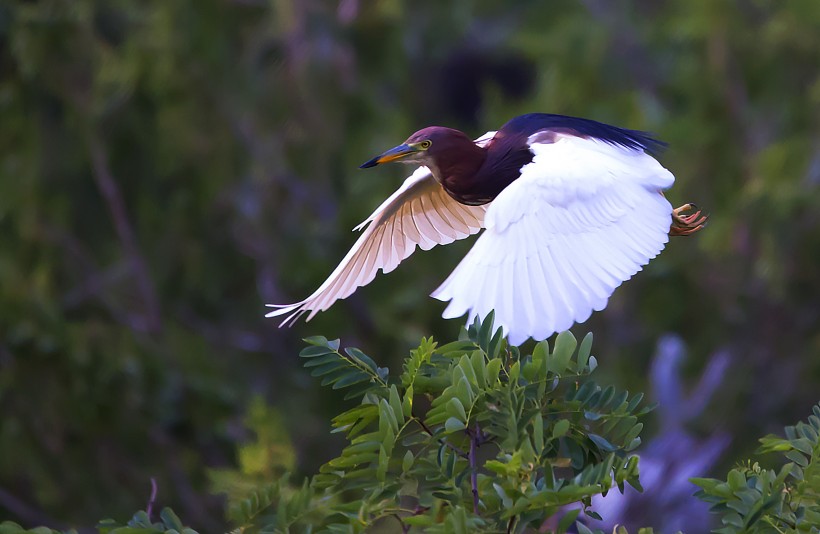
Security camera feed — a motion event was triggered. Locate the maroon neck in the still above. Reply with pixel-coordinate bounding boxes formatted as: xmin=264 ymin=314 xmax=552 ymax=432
xmin=432 ymin=137 xmax=487 ymax=206
xmin=436 ymin=131 xmax=532 ymax=206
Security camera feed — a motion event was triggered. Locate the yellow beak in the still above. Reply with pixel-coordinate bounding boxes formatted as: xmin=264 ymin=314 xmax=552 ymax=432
xmin=360 ymin=144 xmax=419 ymax=168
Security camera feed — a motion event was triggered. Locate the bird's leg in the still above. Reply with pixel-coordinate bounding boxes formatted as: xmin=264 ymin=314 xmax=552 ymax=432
xmin=670 ymin=203 xmax=708 ymax=236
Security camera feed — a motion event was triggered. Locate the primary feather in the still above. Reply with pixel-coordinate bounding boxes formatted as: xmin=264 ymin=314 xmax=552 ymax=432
xmin=265 ymin=132 xmax=495 ymax=325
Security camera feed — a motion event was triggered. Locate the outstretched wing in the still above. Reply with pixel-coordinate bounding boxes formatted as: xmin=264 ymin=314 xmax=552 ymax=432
xmin=267 ymin=166 xmax=488 ymax=325
xmin=432 ymin=133 xmax=675 ymax=345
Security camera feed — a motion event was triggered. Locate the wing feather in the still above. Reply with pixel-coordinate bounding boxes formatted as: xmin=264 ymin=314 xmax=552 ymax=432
xmin=433 ymin=135 xmax=674 ymax=344
xmin=266 ymin=165 xmax=487 ymax=325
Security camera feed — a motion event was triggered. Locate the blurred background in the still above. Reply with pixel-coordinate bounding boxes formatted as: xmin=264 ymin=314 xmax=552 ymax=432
xmin=1 ymin=0 xmax=819 ymax=531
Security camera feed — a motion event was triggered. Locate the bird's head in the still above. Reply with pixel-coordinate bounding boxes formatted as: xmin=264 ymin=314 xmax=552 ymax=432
xmin=359 ymin=126 xmax=470 ymax=169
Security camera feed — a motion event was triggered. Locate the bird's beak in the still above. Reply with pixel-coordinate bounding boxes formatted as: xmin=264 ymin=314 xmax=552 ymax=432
xmin=360 ymin=144 xmax=418 ymax=168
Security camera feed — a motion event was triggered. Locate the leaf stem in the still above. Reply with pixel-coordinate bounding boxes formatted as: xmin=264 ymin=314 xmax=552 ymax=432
xmin=416 ymin=416 xmax=468 ymax=458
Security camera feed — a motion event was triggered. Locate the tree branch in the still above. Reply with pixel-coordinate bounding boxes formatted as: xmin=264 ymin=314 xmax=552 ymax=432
xmin=42 ymin=222 xmax=136 ymax=327
xmin=0 ymin=485 xmax=63 ymax=530
xmin=470 ymin=422 xmax=480 ymax=515
xmin=415 ymin=417 xmax=468 ymax=458
xmin=88 ymin=132 xmax=162 ymax=334
xmin=146 ymin=477 xmax=158 ymax=519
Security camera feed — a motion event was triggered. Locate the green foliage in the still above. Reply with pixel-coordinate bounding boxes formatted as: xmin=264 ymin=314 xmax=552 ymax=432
xmin=96 ymin=508 xmax=199 ymax=534
xmin=692 ymin=403 xmax=820 ymax=533
xmin=209 ymin=395 xmax=299 ymax=510
xmin=0 ymin=508 xmax=197 ymax=534
xmin=0 ymin=522 xmax=66 ymax=534
xmin=219 ymin=313 xmax=652 ymax=533
xmin=301 ymin=336 xmax=390 ymax=400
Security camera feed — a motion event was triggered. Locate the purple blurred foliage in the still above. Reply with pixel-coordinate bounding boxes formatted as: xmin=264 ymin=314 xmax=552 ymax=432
xmin=588 ymin=335 xmax=732 ymax=532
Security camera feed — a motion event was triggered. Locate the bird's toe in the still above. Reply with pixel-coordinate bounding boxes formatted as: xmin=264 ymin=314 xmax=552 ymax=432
xmin=670 ymin=203 xmax=709 ymax=237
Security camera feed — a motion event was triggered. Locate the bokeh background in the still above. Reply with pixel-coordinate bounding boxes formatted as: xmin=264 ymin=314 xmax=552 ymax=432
xmin=1 ymin=0 xmax=819 ymax=531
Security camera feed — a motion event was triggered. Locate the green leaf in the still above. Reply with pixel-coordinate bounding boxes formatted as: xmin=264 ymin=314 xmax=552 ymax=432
xmin=553 ymin=419 xmax=570 ymax=439
xmin=344 ymin=347 xmax=379 ymax=373
xmin=436 ymin=340 xmax=479 ymax=355
xmin=722 ymin=511 xmax=744 ymax=527
xmin=470 ymin=350 xmax=486 ymax=388
xmin=727 ymin=469 xmax=747 ymax=490
xmin=444 ymin=417 xmax=467 ymax=433
xmin=402 ymin=385 xmax=413 ymax=419
xmin=402 ymin=450 xmax=414 ymax=472
xmin=160 ymin=508 xmax=184 ymax=530
xmin=508 ymin=495 xmax=532 ymax=516
xmin=550 ymin=331 xmax=577 ymax=373
xmin=332 ymin=372 xmax=370 ymax=389
xmin=584 ymin=510 xmax=602 ymax=520
xmin=532 ymin=414 xmax=544 ymax=454
xmin=785 ymin=450 xmax=809 ymax=467
xmin=510 ymin=361 xmax=521 ymax=382
xmin=455 ymin=375 xmax=474 ymax=406
xmin=446 ymin=398 xmax=468 ymax=422
xmin=486 ymin=358 xmax=503 ymax=382
xmin=572 ymin=381 xmax=597 ymax=403
xmin=597 ymin=385 xmax=615 ymax=409
xmin=488 ymin=326 xmax=505 ymax=359
xmin=303 ymin=335 xmax=331 ymax=347
xmin=302 ymin=353 xmax=343 ymax=367
xmin=557 ymin=509 xmax=581 ymax=533
xmin=458 ymin=354 xmax=480 ymax=387
xmin=493 ymin=483 xmax=513 ymax=509
xmin=478 ymin=310 xmax=496 ymax=351
xmin=300 ymin=344 xmax=336 ymax=358
xmin=532 ymin=340 xmax=549 ymax=368
xmin=588 ymin=433 xmax=618 ymax=453
xmin=577 ymin=333 xmax=593 ymax=371
xmin=379 ymin=399 xmax=400 ymax=434
xmin=626 ymin=392 xmax=644 ymax=413
xmin=388 ymin=385 xmax=405 ymax=425
xmin=790 ymin=436 xmax=813 ymax=454
xmin=376 ymin=445 xmax=389 ymax=481
xmin=622 ymin=422 xmax=644 ymax=446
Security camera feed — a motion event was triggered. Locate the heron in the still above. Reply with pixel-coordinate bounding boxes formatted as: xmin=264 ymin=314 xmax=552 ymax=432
xmin=267 ymin=113 xmax=706 ymax=345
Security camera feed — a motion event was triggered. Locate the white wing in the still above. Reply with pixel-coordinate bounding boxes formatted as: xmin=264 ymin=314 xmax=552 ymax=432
xmin=266 ymin=152 xmax=492 ymax=325
xmin=432 ymin=134 xmax=674 ymax=345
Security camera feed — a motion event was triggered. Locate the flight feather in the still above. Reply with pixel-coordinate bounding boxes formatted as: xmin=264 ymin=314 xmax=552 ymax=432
xmin=431 ymin=134 xmax=674 ymax=344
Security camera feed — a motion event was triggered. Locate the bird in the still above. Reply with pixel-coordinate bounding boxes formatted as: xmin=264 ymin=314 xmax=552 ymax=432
xmin=266 ymin=113 xmax=706 ymax=345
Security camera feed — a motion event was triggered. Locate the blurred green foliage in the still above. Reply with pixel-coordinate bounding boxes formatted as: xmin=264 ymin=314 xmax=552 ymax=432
xmin=1 ymin=0 xmax=819 ymax=530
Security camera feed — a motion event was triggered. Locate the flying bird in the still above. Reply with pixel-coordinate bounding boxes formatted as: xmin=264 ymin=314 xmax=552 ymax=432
xmin=267 ymin=113 xmax=706 ymax=344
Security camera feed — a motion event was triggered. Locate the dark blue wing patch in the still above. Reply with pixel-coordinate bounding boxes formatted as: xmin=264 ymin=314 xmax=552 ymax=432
xmin=500 ymin=113 xmax=666 ymax=154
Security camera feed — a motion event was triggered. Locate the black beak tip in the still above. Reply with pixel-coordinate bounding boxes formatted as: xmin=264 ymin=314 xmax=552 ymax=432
xmin=359 ymin=158 xmax=379 ymax=169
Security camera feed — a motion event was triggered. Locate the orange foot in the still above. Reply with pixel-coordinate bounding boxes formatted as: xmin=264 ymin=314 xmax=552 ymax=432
xmin=670 ymin=203 xmax=708 ymax=236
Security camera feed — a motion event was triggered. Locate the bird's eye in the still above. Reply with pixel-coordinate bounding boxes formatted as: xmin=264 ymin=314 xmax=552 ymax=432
xmin=419 ymin=140 xmax=432 ymax=149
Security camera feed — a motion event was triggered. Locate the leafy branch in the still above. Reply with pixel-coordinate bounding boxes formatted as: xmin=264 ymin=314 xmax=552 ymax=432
xmin=251 ymin=313 xmax=652 ymax=532
xmin=692 ymin=402 xmax=820 ymax=533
